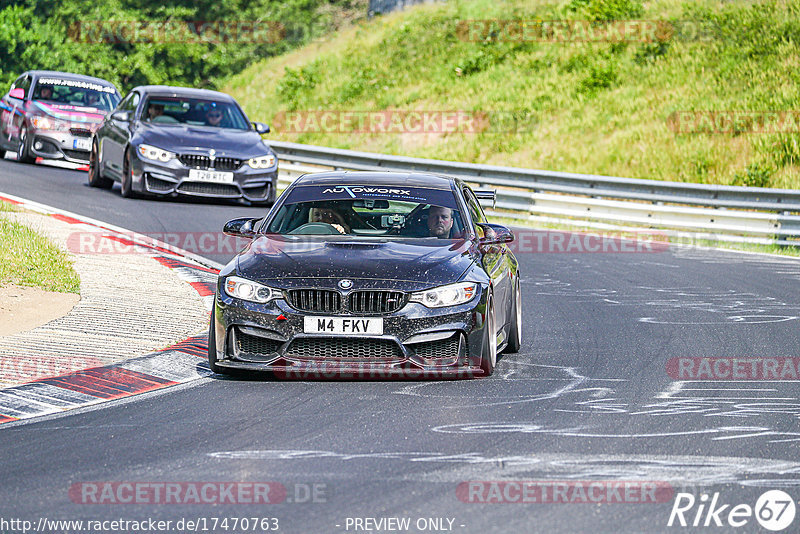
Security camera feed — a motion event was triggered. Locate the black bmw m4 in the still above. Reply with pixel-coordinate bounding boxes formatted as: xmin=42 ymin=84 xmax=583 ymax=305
xmin=209 ymin=171 xmax=522 ymax=378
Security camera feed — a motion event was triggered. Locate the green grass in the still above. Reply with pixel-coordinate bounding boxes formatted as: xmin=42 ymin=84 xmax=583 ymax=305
xmin=0 ymin=202 xmax=80 ymax=293
xmin=226 ymin=0 xmax=800 ymax=189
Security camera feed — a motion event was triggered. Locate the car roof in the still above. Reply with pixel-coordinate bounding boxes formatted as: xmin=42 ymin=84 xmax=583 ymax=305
xmin=292 ymin=171 xmax=456 ymax=190
xmin=132 ymin=85 xmax=236 ymax=101
xmin=27 ymin=71 xmax=117 ymax=88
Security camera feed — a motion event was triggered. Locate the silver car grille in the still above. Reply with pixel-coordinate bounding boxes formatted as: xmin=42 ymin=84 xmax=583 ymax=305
xmin=286 ymin=289 xmax=405 ymax=314
xmin=178 ymin=154 xmax=242 ymax=171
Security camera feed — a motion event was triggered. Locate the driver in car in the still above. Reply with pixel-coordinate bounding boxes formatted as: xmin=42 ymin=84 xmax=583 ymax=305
xmin=309 ymin=205 xmax=350 ymax=234
xmin=146 ymin=103 xmax=165 ymax=121
xmin=37 ymin=86 xmax=53 ymax=100
xmin=427 ymin=205 xmax=454 ymax=238
xmin=205 ymin=105 xmax=224 ymax=127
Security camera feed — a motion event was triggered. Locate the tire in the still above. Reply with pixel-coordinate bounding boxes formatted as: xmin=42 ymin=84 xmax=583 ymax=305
xmin=207 ymin=308 xmax=229 ymax=375
xmin=16 ymin=125 xmax=34 ymax=163
xmin=87 ymin=139 xmax=113 ymax=189
xmin=503 ymin=277 xmax=522 ymax=353
xmin=120 ymin=148 xmax=137 ymax=198
xmin=480 ymin=294 xmax=497 ymax=376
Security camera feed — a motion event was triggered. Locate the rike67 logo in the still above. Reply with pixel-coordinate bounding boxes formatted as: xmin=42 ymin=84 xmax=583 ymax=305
xmin=668 ymin=490 xmax=797 ymax=531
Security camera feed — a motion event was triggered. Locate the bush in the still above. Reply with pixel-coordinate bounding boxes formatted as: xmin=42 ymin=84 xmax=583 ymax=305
xmin=568 ymin=0 xmax=644 ymax=21
xmin=276 ymin=64 xmax=320 ymax=109
xmin=577 ymin=59 xmax=617 ymax=95
xmin=732 ymin=163 xmax=773 ymax=188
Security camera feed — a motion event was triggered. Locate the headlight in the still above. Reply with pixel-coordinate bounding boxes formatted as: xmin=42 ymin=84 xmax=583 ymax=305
xmin=224 ymin=276 xmax=281 ymax=303
xmin=409 ymin=282 xmax=477 ymax=308
xmin=247 ymin=154 xmax=276 ymax=169
xmin=137 ymin=144 xmax=175 ymax=163
xmin=31 ymin=116 xmax=70 ymax=131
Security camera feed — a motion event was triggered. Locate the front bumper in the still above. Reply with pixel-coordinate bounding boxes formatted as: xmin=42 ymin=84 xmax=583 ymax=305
xmin=29 ymin=130 xmax=93 ymax=164
xmin=131 ymin=153 xmax=277 ymax=203
xmin=212 ymin=284 xmax=491 ymax=379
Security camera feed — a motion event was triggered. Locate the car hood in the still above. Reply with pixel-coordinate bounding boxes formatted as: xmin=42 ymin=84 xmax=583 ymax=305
xmin=32 ymin=101 xmax=106 ymax=125
xmin=136 ymin=124 xmax=268 ymax=158
xmin=235 ymin=235 xmax=476 ymax=288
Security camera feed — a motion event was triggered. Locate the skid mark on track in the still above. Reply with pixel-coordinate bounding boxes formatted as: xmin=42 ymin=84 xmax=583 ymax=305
xmin=397 ymin=359 xmax=800 ymax=444
xmin=431 ymin=422 xmax=800 ymax=443
xmin=394 ymin=361 xmax=624 ymax=409
xmin=526 ymin=276 xmax=800 ymax=324
xmin=207 ymin=449 xmax=800 ymax=487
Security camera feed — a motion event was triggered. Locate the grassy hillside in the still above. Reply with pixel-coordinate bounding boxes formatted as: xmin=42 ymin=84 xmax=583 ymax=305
xmin=226 ymin=0 xmax=800 ymax=188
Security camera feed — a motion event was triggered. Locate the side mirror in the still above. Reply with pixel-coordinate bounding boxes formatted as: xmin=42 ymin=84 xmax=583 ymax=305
xmin=111 ymin=110 xmax=130 ymax=122
xmin=223 ymin=217 xmax=260 ymax=238
xmin=9 ymin=88 xmax=25 ymax=99
xmin=476 ymin=223 xmax=514 ymax=254
xmin=253 ymin=122 xmax=270 ymax=134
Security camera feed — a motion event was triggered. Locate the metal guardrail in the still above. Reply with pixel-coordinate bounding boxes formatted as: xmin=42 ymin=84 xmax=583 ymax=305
xmin=270 ymin=140 xmax=800 ymax=246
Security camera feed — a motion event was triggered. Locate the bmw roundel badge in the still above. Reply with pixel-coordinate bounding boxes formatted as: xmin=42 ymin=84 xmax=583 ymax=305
xmin=338 ymin=279 xmax=353 ymax=290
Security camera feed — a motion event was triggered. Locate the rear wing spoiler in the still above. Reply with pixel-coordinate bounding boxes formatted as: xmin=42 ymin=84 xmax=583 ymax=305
xmin=474 ymin=189 xmax=496 ymax=209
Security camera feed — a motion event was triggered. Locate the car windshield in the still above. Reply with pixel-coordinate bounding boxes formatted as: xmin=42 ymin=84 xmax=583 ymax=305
xmin=266 ymin=184 xmax=467 ymax=239
xmin=142 ymin=97 xmax=250 ymax=130
xmin=33 ymin=78 xmax=119 ymax=112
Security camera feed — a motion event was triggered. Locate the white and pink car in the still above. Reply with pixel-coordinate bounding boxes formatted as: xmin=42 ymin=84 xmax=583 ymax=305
xmin=0 ymin=70 xmax=120 ymax=165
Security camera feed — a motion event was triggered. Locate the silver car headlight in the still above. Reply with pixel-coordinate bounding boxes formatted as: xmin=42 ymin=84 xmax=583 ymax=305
xmin=224 ymin=276 xmax=281 ymax=303
xmin=247 ymin=154 xmax=276 ymax=169
xmin=31 ymin=116 xmax=71 ymax=132
xmin=137 ymin=144 xmax=175 ymax=163
xmin=409 ymin=282 xmax=477 ymax=308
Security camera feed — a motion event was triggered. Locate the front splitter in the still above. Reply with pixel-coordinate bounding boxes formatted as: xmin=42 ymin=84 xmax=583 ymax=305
xmin=215 ymin=359 xmax=485 ymax=380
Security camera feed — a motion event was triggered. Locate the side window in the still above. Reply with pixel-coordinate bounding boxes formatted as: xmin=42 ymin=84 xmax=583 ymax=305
xmin=124 ymin=92 xmax=140 ymax=112
xmin=115 ymin=92 xmax=140 ymax=117
xmin=10 ymin=75 xmax=30 ymax=98
xmin=463 ymin=187 xmax=487 ymax=225
xmin=116 ymin=93 xmax=132 ymax=112
xmin=116 ymin=92 xmax=139 ymax=111
xmin=17 ymin=76 xmax=31 ymax=93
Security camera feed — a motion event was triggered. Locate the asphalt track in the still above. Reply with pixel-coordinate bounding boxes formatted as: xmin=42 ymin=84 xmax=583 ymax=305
xmin=1 ymin=157 xmax=800 ymax=533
